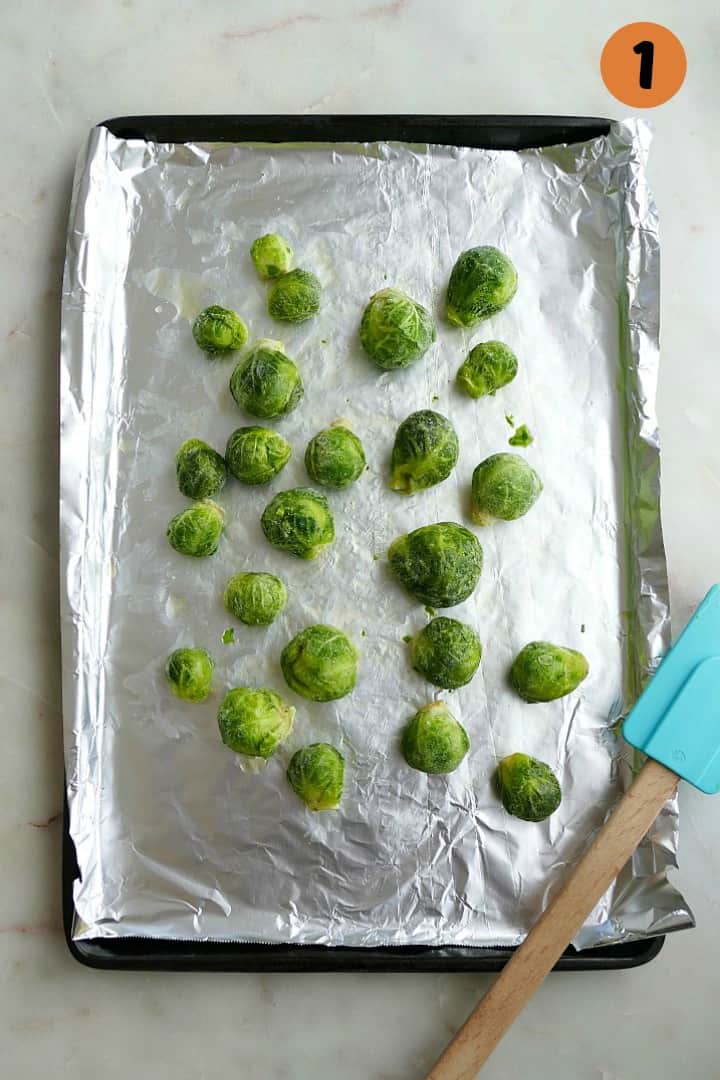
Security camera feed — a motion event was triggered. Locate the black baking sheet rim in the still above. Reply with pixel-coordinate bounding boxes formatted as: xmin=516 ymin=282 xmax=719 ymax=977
xmin=64 ymin=113 xmax=664 ymax=972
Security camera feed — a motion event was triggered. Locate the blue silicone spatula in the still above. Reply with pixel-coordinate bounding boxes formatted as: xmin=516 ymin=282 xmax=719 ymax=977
xmin=427 ymin=585 xmax=720 ymax=1080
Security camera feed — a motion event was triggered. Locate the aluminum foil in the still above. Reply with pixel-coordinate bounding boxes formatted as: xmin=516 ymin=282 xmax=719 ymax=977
xmin=60 ymin=119 xmax=693 ymax=948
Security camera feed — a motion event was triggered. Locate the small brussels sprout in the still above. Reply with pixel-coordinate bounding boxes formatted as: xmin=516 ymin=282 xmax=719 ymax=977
xmin=250 ymin=233 xmax=293 ymax=280
xmin=175 ymin=438 xmax=227 ymax=500
xmin=287 ymin=743 xmax=345 ymax=811
xmin=470 ymin=453 xmax=542 ymax=526
xmin=218 ymin=687 xmax=295 ymax=758
xmin=223 ymin=572 xmax=287 ymax=626
xmin=165 ymin=647 xmax=214 ymax=702
xmin=192 ymin=305 xmax=248 ymax=355
xmin=261 ymin=487 xmax=335 ymax=560
xmin=305 ymin=424 xmax=366 ymax=490
xmin=267 ymin=269 xmax=322 ymax=323
xmin=229 ymin=339 xmax=304 ymax=419
xmin=510 ymin=641 xmax=589 ymax=703
xmin=446 ymin=247 xmax=518 ymax=328
xmin=359 ymin=287 xmax=436 ymax=371
xmin=401 ymin=701 xmax=469 ymax=775
xmin=457 ymin=341 xmax=518 ymax=398
xmin=410 ymin=616 xmax=482 ymax=689
xmin=166 ymin=499 xmax=224 ymax=557
xmin=388 ymin=522 xmax=483 ymax=608
xmin=225 ymin=426 xmax=291 ymax=486
xmin=281 ymin=624 xmax=359 ymax=702
xmin=390 ymin=410 xmax=459 ymax=495
xmin=495 ymin=753 xmax=562 ymax=822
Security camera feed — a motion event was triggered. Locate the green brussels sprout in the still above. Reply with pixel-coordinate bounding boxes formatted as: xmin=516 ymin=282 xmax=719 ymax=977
xmin=223 ymin=572 xmax=287 ymax=626
xmin=165 ymin=647 xmax=214 ymax=702
xmin=287 ymin=743 xmax=345 ymax=811
xmin=281 ymin=624 xmax=359 ymax=701
xmin=175 ymin=438 xmax=227 ymax=500
xmin=218 ymin=687 xmax=295 ymax=758
xmin=510 ymin=641 xmax=589 ymax=703
xmin=457 ymin=340 xmax=518 ymax=398
xmin=390 ymin=410 xmax=459 ymax=495
xmin=225 ymin=426 xmax=291 ymax=486
xmin=495 ymin=753 xmax=562 ymax=822
xmin=250 ymin=233 xmax=293 ymax=280
xmin=446 ymin=247 xmax=518 ymax=328
xmin=508 ymin=423 xmax=533 ymax=448
xmin=401 ymin=701 xmax=469 ymax=775
xmin=410 ymin=616 xmax=482 ymax=689
xmin=305 ymin=424 xmax=366 ymax=490
xmin=470 ymin=453 xmax=542 ymax=526
xmin=166 ymin=499 xmax=224 ymax=557
xmin=267 ymin=269 xmax=322 ymax=323
xmin=230 ymin=339 xmax=304 ymax=419
xmin=388 ymin=522 xmax=483 ymax=608
xmin=192 ymin=305 xmax=248 ymax=355
xmin=359 ymin=287 xmax=436 ymax=371
xmin=261 ymin=488 xmax=335 ymax=560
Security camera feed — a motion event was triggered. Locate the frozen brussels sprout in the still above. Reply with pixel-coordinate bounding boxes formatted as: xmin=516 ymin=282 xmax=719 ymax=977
xmin=192 ymin=305 xmax=248 ymax=355
xmin=223 ymin=572 xmax=287 ymax=626
xmin=267 ymin=269 xmax=322 ymax=323
xmin=250 ymin=233 xmax=293 ymax=280
xmin=495 ymin=753 xmax=562 ymax=822
xmin=446 ymin=247 xmax=518 ymax=328
xmin=175 ymin=438 xmax=227 ymax=500
xmin=287 ymin=743 xmax=345 ymax=811
xmin=410 ymin=616 xmax=482 ymax=689
xmin=281 ymin=624 xmax=359 ymax=702
xmin=165 ymin=647 xmax=214 ymax=702
xmin=390 ymin=410 xmax=459 ymax=495
xmin=359 ymin=288 xmax=436 ymax=371
xmin=510 ymin=641 xmax=589 ymax=703
xmin=225 ymin=426 xmax=291 ymax=486
xmin=305 ymin=424 xmax=366 ymax=490
xmin=230 ymin=339 xmax=304 ymax=419
xmin=166 ymin=500 xmax=224 ymax=557
xmin=261 ymin=487 xmax=335 ymax=560
xmin=457 ymin=340 xmax=518 ymax=398
xmin=401 ymin=701 xmax=469 ymax=775
xmin=218 ymin=687 xmax=295 ymax=758
xmin=388 ymin=522 xmax=483 ymax=608
xmin=470 ymin=453 xmax=542 ymax=526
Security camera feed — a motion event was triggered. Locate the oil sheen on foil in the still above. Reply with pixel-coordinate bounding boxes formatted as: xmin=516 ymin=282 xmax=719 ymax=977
xmin=60 ymin=120 xmax=693 ymax=947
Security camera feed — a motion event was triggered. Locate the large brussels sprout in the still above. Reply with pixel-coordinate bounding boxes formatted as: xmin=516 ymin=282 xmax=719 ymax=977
xmin=495 ymin=753 xmax=562 ymax=822
xmin=390 ymin=410 xmax=459 ymax=495
xmin=223 ymin=572 xmax=287 ymax=626
xmin=166 ymin=500 xmax=224 ymax=557
xmin=267 ymin=269 xmax=322 ymax=323
xmin=401 ymin=701 xmax=469 ymax=775
xmin=388 ymin=522 xmax=483 ymax=608
xmin=287 ymin=743 xmax=345 ymax=811
xmin=510 ymin=641 xmax=589 ymax=703
xmin=192 ymin=305 xmax=248 ymax=355
xmin=281 ymin=624 xmax=359 ymax=701
xmin=217 ymin=687 xmax=295 ymax=758
xmin=446 ymin=247 xmax=517 ymax=328
xmin=175 ymin=438 xmax=227 ymax=500
xmin=456 ymin=340 xmax=518 ymax=398
xmin=225 ymin=426 xmax=291 ymax=486
xmin=250 ymin=233 xmax=293 ymax=280
xmin=261 ymin=488 xmax=335 ymax=560
xmin=470 ymin=453 xmax=542 ymax=526
xmin=305 ymin=424 xmax=366 ymax=490
xmin=410 ymin=616 xmax=482 ymax=689
xmin=359 ymin=288 xmax=436 ymax=371
xmin=230 ymin=339 xmax=304 ymax=419
xmin=165 ymin=647 xmax=214 ymax=702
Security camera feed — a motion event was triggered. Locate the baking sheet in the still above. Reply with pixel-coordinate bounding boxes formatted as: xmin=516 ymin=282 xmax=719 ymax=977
xmin=60 ymin=119 xmax=693 ymax=948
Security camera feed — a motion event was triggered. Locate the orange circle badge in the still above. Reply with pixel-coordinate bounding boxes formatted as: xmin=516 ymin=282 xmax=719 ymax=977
xmin=601 ymin=23 xmax=686 ymax=107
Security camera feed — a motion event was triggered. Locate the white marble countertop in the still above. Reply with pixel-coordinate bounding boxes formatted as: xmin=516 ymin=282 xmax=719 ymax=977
xmin=2 ymin=2 xmax=718 ymax=1077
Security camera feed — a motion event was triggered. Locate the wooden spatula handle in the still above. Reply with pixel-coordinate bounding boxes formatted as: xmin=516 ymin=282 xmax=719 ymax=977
xmin=427 ymin=758 xmax=679 ymax=1080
